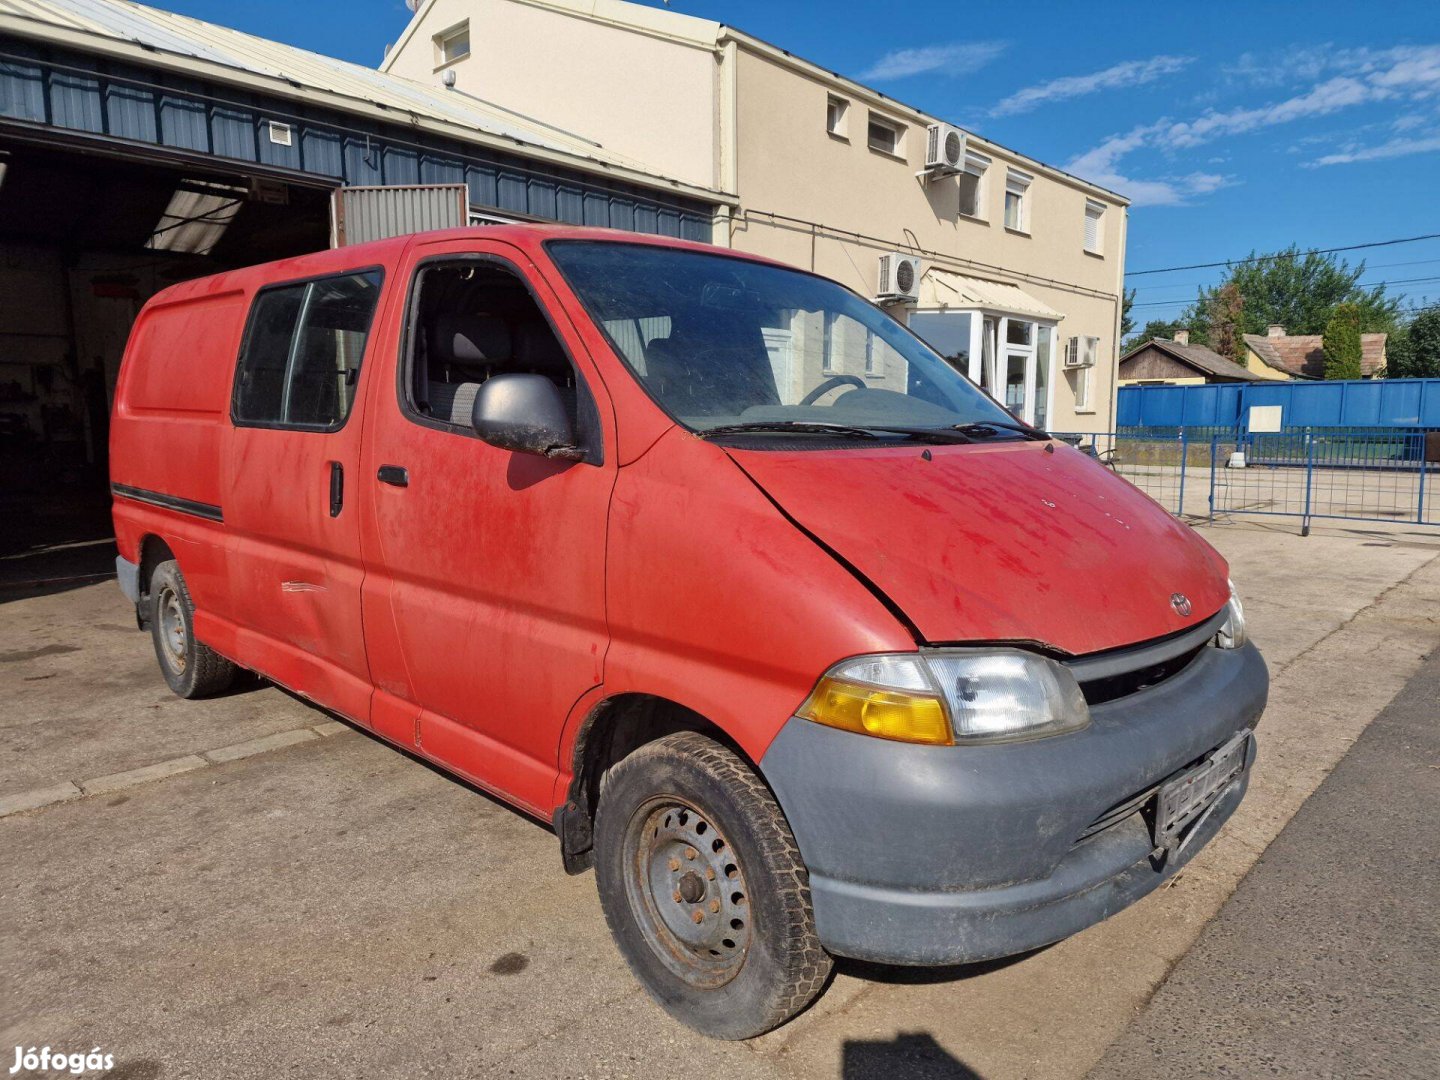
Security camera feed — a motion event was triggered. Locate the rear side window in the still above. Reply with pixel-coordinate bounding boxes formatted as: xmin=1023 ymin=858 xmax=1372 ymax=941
xmin=232 ymin=270 xmax=383 ymax=429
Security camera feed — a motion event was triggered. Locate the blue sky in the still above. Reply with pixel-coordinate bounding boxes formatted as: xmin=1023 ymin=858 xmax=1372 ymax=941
xmin=160 ymin=0 xmax=1440 ymax=321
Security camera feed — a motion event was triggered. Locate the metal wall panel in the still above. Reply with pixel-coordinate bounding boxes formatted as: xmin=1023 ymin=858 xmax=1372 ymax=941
xmin=333 ymin=184 xmax=468 ymax=246
xmin=1120 ymin=379 xmax=1440 ymax=430
xmin=0 ymin=40 xmax=718 ymax=242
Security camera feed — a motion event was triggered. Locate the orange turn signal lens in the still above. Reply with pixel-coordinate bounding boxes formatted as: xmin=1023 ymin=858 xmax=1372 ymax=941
xmin=798 ymin=677 xmax=953 ymax=746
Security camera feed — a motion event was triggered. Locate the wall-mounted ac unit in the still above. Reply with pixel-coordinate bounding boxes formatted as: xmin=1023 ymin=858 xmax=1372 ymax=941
xmin=876 ymin=252 xmax=921 ymax=303
xmin=924 ymin=123 xmax=966 ymax=175
xmin=1064 ymin=335 xmax=1098 ymax=368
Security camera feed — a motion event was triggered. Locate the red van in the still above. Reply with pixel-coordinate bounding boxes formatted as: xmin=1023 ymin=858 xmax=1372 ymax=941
xmin=111 ymin=226 xmax=1266 ymax=1038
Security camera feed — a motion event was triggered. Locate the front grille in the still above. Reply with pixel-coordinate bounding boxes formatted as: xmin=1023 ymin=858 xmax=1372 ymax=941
xmin=1064 ymin=607 xmax=1227 ymax=707
xmin=1079 ymin=644 xmax=1205 ymax=706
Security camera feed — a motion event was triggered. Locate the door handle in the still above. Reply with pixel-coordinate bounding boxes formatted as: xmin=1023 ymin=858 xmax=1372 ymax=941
xmin=329 ymin=461 xmax=344 ymax=517
xmin=377 ymin=465 xmax=409 ymax=488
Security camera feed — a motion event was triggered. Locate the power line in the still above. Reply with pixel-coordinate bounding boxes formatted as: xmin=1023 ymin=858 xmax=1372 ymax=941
xmin=1124 ymin=232 xmax=1440 ymax=277
xmin=1129 ymin=274 xmax=1440 ymax=311
xmin=1129 ymin=257 xmax=1440 ymax=294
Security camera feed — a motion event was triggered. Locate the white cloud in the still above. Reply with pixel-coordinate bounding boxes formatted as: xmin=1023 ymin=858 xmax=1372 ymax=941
xmin=1065 ymin=45 xmax=1440 ymax=203
xmin=1308 ymin=132 xmax=1440 ymax=166
xmin=859 ymin=41 xmax=1007 ymax=82
xmin=1064 ymin=126 xmax=1231 ymax=206
xmin=991 ymin=55 xmax=1192 ymax=116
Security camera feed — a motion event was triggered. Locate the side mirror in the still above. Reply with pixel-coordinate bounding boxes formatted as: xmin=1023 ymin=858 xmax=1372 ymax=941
xmin=471 ymin=373 xmax=584 ymax=461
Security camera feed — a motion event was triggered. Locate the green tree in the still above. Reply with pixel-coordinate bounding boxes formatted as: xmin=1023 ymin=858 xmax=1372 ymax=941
xmin=1207 ymin=282 xmax=1246 ymax=365
xmin=1322 ymin=303 xmax=1363 ymax=380
xmin=1198 ymin=246 xmax=1401 ymax=337
xmin=1121 ymin=288 xmax=1136 ymax=339
xmin=1388 ymin=306 xmax=1440 ymax=378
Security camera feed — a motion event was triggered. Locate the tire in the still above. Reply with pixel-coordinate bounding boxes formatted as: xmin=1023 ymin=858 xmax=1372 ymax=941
xmin=593 ymin=731 xmax=832 ymax=1039
xmin=148 ymin=559 xmax=239 ymax=699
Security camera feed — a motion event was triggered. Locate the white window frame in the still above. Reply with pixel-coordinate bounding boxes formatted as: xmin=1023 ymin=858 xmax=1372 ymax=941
xmin=1065 ymin=334 xmax=1098 ymax=413
xmin=1004 ymin=169 xmax=1032 ymax=234
xmin=866 ymin=112 xmax=906 ymax=158
xmin=821 ymin=311 xmax=839 ymax=374
xmin=958 ymin=151 xmax=990 ymax=221
xmin=909 ymin=306 xmax=1057 ymax=426
xmin=433 ymin=21 xmax=471 ymax=69
xmin=1084 ymin=199 xmax=1105 ymax=256
xmin=826 ymin=95 xmax=850 ymax=139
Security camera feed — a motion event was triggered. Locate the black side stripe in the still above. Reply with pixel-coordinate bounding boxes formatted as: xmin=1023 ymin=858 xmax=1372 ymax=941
xmin=112 ymin=483 xmax=224 ymax=523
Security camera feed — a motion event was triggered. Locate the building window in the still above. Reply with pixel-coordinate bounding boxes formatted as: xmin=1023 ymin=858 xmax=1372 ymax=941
xmin=958 ymin=152 xmax=989 ymax=219
xmin=1004 ymin=169 xmax=1032 ymax=233
xmin=1070 ymin=366 xmax=1091 ymax=410
xmin=433 ymin=22 xmax=470 ymax=67
xmin=867 ymin=113 xmax=904 ymax=157
xmin=1084 ymin=199 xmax=1105 ymax=255
xmin=826 ymin=96 xmax=849 ymax=138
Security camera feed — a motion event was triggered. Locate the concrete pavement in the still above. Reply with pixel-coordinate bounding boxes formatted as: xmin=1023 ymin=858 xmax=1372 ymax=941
xmin=3 ymin=518 xmax=1439 ymax=1079
xmin=1090 ymin=647 xmax=1440 ymax=1080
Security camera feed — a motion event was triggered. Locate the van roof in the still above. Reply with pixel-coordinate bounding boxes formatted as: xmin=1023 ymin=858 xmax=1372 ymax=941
xmin=143 ymin=225 xmax=796 ymax=306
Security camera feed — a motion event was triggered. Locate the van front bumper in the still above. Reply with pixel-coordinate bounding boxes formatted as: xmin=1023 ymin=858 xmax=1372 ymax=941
xmin=758 ymin=640 xmax=1267 ymax=966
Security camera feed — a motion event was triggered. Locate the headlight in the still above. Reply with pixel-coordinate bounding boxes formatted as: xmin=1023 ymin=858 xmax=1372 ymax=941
xmin=798 ymin=649 xmax=1090 ymax=746
xmin=1216 ymin=579 xmax=1247 ymax=649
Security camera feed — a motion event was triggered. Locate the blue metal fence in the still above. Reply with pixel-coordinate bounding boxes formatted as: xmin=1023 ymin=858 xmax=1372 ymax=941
xmin=1057 ymin=428 xmax=1439 ymax=535
xmin=1118 ymin=378 xmax=1440 ymax=432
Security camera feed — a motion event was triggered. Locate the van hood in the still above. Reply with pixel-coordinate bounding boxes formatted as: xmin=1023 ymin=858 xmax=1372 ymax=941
xmin=728 ymin=440 xmax=1229 ymax=656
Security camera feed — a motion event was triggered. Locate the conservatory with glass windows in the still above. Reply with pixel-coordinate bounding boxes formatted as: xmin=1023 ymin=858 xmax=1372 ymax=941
xmin=909 ymin=270 xmax=1069 ymax=432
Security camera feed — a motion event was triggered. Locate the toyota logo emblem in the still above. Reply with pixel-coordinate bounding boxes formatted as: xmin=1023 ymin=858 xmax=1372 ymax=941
xmin=1171 ymin=593 xmax=1193 ymax=616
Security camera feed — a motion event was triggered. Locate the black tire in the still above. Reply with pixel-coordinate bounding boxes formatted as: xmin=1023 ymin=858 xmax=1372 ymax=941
xmin=148 ymin=559 xmax=239 ymax=699
xmin=593 ymin=731 xmax=832 ymax=1039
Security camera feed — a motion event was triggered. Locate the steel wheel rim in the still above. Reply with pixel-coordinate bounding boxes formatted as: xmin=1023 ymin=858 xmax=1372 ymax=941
xmin=157 ymin=584 xmax=187 ymax=673
xmin=622 ymin=796 xmax=752 ymax=989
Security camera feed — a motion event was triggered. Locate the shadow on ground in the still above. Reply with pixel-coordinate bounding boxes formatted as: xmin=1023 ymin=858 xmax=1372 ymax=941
xmin=843 ymin=1033 xmax=984 ymax=1079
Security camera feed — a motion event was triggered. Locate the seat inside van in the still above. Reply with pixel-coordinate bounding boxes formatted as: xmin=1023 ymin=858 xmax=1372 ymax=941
xmin=410 ymin=263 xmax=578 ymax=428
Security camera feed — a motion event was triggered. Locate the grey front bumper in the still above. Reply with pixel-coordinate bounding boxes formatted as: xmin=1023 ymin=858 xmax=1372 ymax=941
xmin=758 ymin=640 xmax=1268 ymax=966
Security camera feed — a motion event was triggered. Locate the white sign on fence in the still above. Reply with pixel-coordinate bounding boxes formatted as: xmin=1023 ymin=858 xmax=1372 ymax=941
xmin=1248 ymin=405 xmax=1283 ymax=433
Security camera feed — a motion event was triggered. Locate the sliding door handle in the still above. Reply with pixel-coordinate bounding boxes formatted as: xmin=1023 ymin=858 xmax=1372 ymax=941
xmin=377 ymin=465 xmax=409 ymax=488
xmin=329 ymin=461 xmax=344 ymax=517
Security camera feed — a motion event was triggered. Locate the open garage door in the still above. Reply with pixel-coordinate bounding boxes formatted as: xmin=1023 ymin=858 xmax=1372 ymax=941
xmin=0 ymin=142 xmax=334 ymax=595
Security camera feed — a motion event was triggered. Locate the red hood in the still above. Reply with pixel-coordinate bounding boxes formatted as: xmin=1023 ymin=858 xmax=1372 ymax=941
xmin=729 ymin=440 xmax=1229 ymax=656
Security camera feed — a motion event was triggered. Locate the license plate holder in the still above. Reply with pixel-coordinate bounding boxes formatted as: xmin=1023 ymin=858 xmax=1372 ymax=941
xmin=1154 ymin=729 xmax=1251 ymax=856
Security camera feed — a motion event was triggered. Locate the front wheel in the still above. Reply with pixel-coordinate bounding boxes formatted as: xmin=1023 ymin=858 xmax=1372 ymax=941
xmin=593 ymin=731 xmax=832 ymax=1039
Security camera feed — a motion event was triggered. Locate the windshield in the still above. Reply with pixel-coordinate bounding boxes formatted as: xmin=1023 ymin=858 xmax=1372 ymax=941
xmin=546 ymin=241 xmax=1023 ymax=440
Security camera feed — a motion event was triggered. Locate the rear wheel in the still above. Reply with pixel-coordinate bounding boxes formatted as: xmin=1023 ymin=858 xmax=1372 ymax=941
xmin=593 ymin=731 xmax=832 ymax=1039
xmin=149 ymin=559 xmax=239 ymax=699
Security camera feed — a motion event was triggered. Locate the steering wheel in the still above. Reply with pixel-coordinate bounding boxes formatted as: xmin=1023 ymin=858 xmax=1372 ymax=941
xmin=799 ymin=374 xmax=866 ymax=406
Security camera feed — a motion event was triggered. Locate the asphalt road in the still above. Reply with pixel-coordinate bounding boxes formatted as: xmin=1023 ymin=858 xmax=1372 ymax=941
xmin=1090 ymin=647 xmax=1440 ymax=1080
xmin=4 ymin=520 xmax=1440 ymax=1079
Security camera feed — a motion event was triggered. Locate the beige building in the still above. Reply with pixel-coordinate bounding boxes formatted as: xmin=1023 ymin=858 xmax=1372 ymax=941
xmin=382 ymin=0 xmax=1130 ymax=432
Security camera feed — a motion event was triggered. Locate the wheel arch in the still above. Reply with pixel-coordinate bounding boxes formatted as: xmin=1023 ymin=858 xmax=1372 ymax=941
xmin=135 ymin=534 xmax=178 ymax=624
xmin=555 ymin=692 xmax=760 ymax=875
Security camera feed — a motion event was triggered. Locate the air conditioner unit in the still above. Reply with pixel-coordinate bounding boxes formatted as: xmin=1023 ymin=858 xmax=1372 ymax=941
xmin=876 ymin=252 xmax=921 ymax=303
xmin=1063 ymin=335 xmax=1097 ymax=369
xmin=924 ymin=123 xmax=966 ymax=175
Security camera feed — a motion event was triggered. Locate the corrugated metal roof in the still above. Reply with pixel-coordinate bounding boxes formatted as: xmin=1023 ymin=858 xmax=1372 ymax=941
xmin=918 ymin=268 xmax=1063 ymax=322
xmin=0 ymin=0 xmax=672 ymax=178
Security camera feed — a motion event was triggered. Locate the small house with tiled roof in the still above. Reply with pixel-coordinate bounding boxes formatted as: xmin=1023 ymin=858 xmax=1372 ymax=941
xmin=1118 ymin=330 xmax=1257 ymax=385
xmin=1241 ymin=325 xmax=1387 ymax=381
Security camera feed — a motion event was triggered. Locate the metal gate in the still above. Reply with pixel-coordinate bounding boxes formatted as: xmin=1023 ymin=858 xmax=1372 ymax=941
xmin=1055 ymin=428 xmax=1440 ymax=535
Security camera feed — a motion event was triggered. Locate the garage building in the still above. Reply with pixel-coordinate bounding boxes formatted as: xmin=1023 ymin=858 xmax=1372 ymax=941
xmin=0 ymin=0 xmax=724 ymax=579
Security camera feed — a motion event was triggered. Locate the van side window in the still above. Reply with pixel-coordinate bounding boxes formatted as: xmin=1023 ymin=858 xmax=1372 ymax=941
xmin=233 ymin=270 xmax=383 ymax=430
xmin=403 ymin=259 xmax=600 ymax=460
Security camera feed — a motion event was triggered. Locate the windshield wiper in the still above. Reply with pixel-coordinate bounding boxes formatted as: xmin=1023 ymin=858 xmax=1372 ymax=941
xmin=697 ymin=421 xmax=974 ymax=444
xmin=952 ymin=421 xmax=1048 ymax=441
